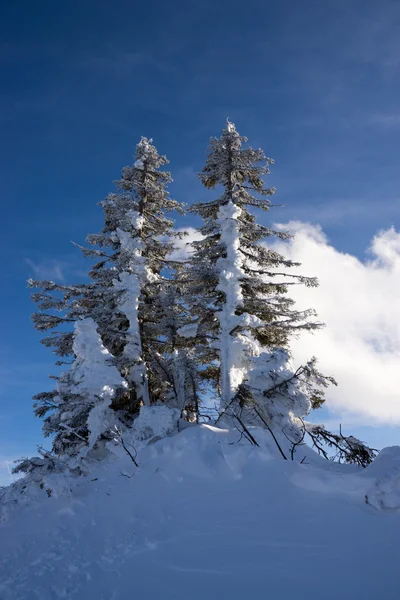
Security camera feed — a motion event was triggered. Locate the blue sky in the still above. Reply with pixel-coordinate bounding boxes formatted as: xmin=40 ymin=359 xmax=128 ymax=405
xmin=1 ymin=0 xmax=400 ymax=479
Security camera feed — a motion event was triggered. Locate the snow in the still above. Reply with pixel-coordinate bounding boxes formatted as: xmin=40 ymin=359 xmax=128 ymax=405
xmin=133 ymin=405 xmax=180 ymax=441
xmin=113 ymin=211 xmax=160 ymax=406
xmin=127 ymin=209 xmax=144 ymax=231
xmin=70 ymin=318 xmax=126 ymax=403
xmin=1 ymin=425 xmax=400 ymax=599
xmin=86 ymin=388 xmax=115 ymax=449
xmin=64 ymin=319 xmax=127 ymax=449
xmin=215 ymin=201 xmax=250 ymax=406
xmin=115 ymin=223 xmax=157 ymax=284
xmin=226 ymin=119 xmax=236 ymax=133
xmin=247 ymin=349 xmax=311 ymax=432
xmin=216 ymin=201 xmax=244 ymax=311
xmin=113 ymin=271 xmax=149 ymax=405
xmin=177 ymin=323 xmax=198 ymax=338
xmin=134 ymin=158 xmax=144 ymax=170
xmin=214 ymin=201 xmax=262 ymax=408
xmin=171 ymin=350 xmax=186 ymax=410
xmin=113 ymin=272 xmax=141 ymax=353
xmin=116 ymin=226 xmax=140 ymax=255
xmin=364 ymin=446 xmax=400 ymax=511
xmin=72 ymin=318 xmax=112 ymax=367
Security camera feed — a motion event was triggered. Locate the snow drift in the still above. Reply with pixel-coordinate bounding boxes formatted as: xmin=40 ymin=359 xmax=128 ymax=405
xmin=1 ymin=423 xmax=400 ymax=599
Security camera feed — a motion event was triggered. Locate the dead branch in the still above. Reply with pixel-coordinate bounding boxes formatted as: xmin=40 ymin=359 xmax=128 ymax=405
xmin=253 ymin=407 xmax=287 ymax=460
xmin=113 ymin=426 xmax=139 ymax=467
xmin=234 ymin=414 xmax=260 ymax=447
xmin=281 ymin=419 xmax=306 ymax=461
xmin=119 ymin=471 xmax=132 ymax=478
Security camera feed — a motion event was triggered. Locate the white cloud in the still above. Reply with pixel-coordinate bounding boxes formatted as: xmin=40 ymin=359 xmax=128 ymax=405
xmin=272 ymin=222 xmax=400 ymax=426
xmin=172 ymin=222 xmax=400 ymax=424
xmin=169 ymin=227 xmax=204 ymax=261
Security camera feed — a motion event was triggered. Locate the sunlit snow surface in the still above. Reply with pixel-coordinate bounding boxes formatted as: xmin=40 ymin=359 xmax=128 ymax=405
xmin=1 ymin=425 xmax=399 ymax=599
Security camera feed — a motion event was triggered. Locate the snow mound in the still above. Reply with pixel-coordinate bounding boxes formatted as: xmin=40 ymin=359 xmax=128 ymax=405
xmin=1 ymin=426 xmax=400 ymax=600
xmin=364 ymin=446 xmax=400 ymax=511
xmin=133 ymin=405 xmax=180 ymax=441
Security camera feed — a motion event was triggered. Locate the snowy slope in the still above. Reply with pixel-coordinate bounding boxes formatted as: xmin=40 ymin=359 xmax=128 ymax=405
xmin=1 ymin=425 xmax=399 ymax=600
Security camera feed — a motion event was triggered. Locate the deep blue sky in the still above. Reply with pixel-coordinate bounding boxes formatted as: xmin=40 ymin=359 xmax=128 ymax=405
xmin=1 ymin=0 xmax=400 ymax=473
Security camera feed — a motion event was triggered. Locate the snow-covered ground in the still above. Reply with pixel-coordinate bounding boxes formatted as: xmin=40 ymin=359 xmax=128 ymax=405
xmin=1 ymin=424 xmax=399 ymax=599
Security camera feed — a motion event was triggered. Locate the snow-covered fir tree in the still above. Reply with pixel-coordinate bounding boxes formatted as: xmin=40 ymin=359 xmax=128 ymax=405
xmin=30 ymin=137 xmax=184 ymax=442
xmin=85 ymin=136 xmax=184 ymax=409
xmin=186 ymin=121 xmax=321 ymax=409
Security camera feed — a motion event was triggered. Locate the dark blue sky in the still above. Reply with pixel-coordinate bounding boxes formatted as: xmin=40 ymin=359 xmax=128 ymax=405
xmin=1 ymin=0 xmax=400 ymax=473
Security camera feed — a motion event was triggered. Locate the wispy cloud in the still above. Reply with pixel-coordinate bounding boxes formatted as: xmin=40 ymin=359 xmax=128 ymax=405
xmin=25 ymin=257 xmax=66 ymax=281
xmin=369 ymin=113 xmax=400 ymax=127
xmin=24 ymin=254 xmax=90 ymax=283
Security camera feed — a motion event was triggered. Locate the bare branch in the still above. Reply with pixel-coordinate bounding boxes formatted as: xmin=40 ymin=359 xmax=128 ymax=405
xmin=113 ymin=426 xmax=139 ymax=467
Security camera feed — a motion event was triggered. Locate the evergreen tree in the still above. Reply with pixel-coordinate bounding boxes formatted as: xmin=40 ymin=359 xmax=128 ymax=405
xmin=185 ymin=121 xmax=321 ymax=408
xmin=85 ymin=136 xmax=184 ymax=408
xmin=30 ymin=137 xmax=184 ymax=441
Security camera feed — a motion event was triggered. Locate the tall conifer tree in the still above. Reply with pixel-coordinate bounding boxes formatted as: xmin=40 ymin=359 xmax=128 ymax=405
xmin=29 ymin=137 xmax=184 ymax=448
xmin=186 ymin=121 xmax=321 ymax=408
